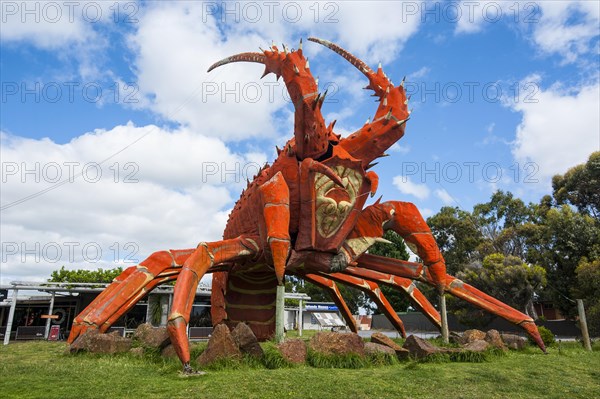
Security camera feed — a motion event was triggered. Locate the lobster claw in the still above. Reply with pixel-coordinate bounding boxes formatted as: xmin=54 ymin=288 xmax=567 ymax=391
xmin=308 ymin=37 xmax=391 ymax=98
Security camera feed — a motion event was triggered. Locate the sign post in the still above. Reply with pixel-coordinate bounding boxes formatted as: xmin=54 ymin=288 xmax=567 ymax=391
xmin=44 ymin=292 xmax=56 ymax=339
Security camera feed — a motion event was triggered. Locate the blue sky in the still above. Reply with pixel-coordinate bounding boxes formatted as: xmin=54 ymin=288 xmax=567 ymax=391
xmin=1 ymin=1 xmax=599 ymax=283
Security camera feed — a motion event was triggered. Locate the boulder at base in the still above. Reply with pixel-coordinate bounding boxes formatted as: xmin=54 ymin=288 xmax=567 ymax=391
xmin=129 ymin=347 xmax=145 ymax=357
xmin=231 ymin=322 xmax=264 ymax=358
xmin=278 ymin=339 xmax=307 ymax=364
xmin=459 ymin=329 xmax=486 ymax=345
xmin=402 ymin=335 xmax=444 ymax=359
xmin=309 ymin=332 xmax=365 ymax=357
xmin=463 ymin=339 xmax=490 ymax=352
xmin=484 ymin=329 xmax=507 ymax=350
xmin=371 ymin=332 xmax=410 ymax=359
xmin=364 ymin=342 xmax=396 ymax=356
xmin=371 ymin=332 xmax=402 ymax=351
xmin=196 ymin=324 xmax=242 ymax=366
xmin=133 ymin=323 xmax=170 ymax=349
xmin=501 ymin=333 xmax=526 ymax=350
xmin=70 ymin=330 xmax=132 ymax=354
xmin=161 ymin=344 xmax=178 ymax=359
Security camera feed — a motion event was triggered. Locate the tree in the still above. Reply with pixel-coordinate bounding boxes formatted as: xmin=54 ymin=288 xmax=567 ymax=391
xmin=368 ymin=231 xmax=412 ymax=312
xmin=427 ymin=206 xmax=483 ymax=274
xmin=49 ymin=266 xmax=123 ymax=284
xmin=526 ymin=205 xmax=600 ymax=317
xmin=553 ymin=151 xmax=600 ymax=221
xmin=472 ymin=190 xmax=532 ymax=259
xmin=458 ymin=253 xmax=546 ymax=317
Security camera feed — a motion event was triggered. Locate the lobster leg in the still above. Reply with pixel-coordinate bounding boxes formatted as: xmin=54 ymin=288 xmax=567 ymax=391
xmin=258 ymin=172 xmax=291 ymax=285
xmin=68 ymin=248 xmax=195 ymax=343
xmin=99 ymin=270 xmax=180 ymax=332
xmin=302 ymin=274 xmax=358 ymax=333
xmin=353 ymin=255 xmax=546 ymax=351
xmin=322 ymin=272 xmax=407 ymax=338
xmin=167 ymin=235 xmax=260 ymax=373
xmin=342 ymin=200 xmax=546 ymax=351
xmin=342 ymin=267 xmax=442 ymax=330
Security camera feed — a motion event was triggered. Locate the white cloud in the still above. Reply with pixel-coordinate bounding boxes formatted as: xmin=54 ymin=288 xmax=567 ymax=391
xmin=389 ymin=143 xmax=410 ymax=154
xmin=316 ymin=1 xmax=422 ymax=64
xmin=509 ymin=76 xmax=600 ymax=185
xmin=1 ymin=1 xmax=95 ymax=49
xmin=409 ymin=66 xmax=431 ymax=80
xmin=435 ymin=188 xmax=454 ymax=205
xmin=0 ymin=123 xmax=262 ymax=284
xmin=531 ymin=1 xmax=600 ymax=63
xmin=419 ymin=208 xmax=434 ymax=218
xmin=0 ymin=1 xmax=132 ymax=80
xmin=392 ymin=176 xmax=430 ymax=199
xmin=127 ymin=2 xmax=297 ymax=141
xmin=455 ymin=0 xmax=505 ymax=34
xmin=455 ymin=1 xmax=599 ymax=63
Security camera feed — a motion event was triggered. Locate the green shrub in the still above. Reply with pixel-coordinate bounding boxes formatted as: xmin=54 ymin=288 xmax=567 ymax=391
xmin=415 ymin=347 xmax=505 ymax=364
xmin=261 ymin=342 xmax=294 ymax=369
xmin=365 ymin=351 xmax=398 ymax=366
xmin=530 ymin=326 xmax=556 ymax=347
xmin=307 ymin=349 xmax=369 ymax=369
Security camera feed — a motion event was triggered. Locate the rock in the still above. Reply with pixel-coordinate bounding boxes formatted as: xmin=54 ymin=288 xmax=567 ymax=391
xmin=70 ymin=329 xmax=100 ymax=353
xmin=278 ymin=339 xmax=307 ymax=364
xmin=133 ymin=323 xmax=170 ymax=349
xmin=129 ymin=347 xmax=145 ymax=357
xmin=309 ymin=332 xmax=365 ymax=357
xmin=371 ymin=332 xmax=410 ymax=359
xmin=395 ymin=347 xmax=411 ymax=360
xmin=402 ymin=335 xmax=443 ymax=359
xmin=364 ymin=342 xmax=396 ymax=356
xmin=501 ymin=333 xmax=526 ymax=350
xmin=196 ymin=324 xmax=242 ymax=366
xmin=484 ymin=329 xmax=506 ymax=350
xmin=161 ymin=344 xmax=178 ymax=359
xmin=231 ymin=322 xmax=264 ymax=358
xmin=70 ymin=330 xmax=132 ymax=354
xmin=463 ymin=339 xmax=489 ymax=352
xmin=449 ymin=331 xmax=463 ymax=345
xmin=371 ymin=332 xmax=403 ymax=351
xmin=459 ymin=329 xmax=486 ymax=345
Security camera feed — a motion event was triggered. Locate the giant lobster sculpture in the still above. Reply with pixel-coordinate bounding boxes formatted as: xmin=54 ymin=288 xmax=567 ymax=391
xmin=68 ymin=37 xmax=546 ymax=372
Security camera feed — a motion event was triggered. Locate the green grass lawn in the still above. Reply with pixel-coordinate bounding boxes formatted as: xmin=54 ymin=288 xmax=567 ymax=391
xmin=1 ymin=339 xmax=599 ymax=399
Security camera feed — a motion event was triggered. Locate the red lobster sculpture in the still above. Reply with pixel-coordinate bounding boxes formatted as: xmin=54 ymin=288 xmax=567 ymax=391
xmin=68 ymin=37 xmax=546 ymax=372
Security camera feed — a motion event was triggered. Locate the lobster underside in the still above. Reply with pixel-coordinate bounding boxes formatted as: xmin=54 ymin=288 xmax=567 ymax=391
xmin=67 ymin=37 xmax=546 ymax=372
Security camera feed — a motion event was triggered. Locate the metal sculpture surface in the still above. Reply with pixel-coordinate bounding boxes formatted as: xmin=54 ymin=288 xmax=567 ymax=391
xmin=68 ymin=37 xmax=546 ymax=372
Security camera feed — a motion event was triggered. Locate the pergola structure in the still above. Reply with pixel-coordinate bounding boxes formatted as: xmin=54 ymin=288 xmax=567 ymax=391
xmin=0 ymin=281 xmax=310 ymax=344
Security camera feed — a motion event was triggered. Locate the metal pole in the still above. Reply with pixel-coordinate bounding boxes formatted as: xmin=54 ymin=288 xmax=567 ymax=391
xmin=160 ymin=295 xmax=169 ymax=326
xmin=275 ymin=285 xmax=285 ymax=343
xmin=44 ymin=291 xmax=56 ymax=339
xmin=577 ymin=299 xmax=592 ymax=351
xmin=4 ymin=289 xmax=18 ymax=345
xmin=440 ymin=292 xmax=449 ymax=344
xmin=298 ymin=299 xmax=303 ymax=337
xmin=145 ymin=295 xmax=153 ymax=325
